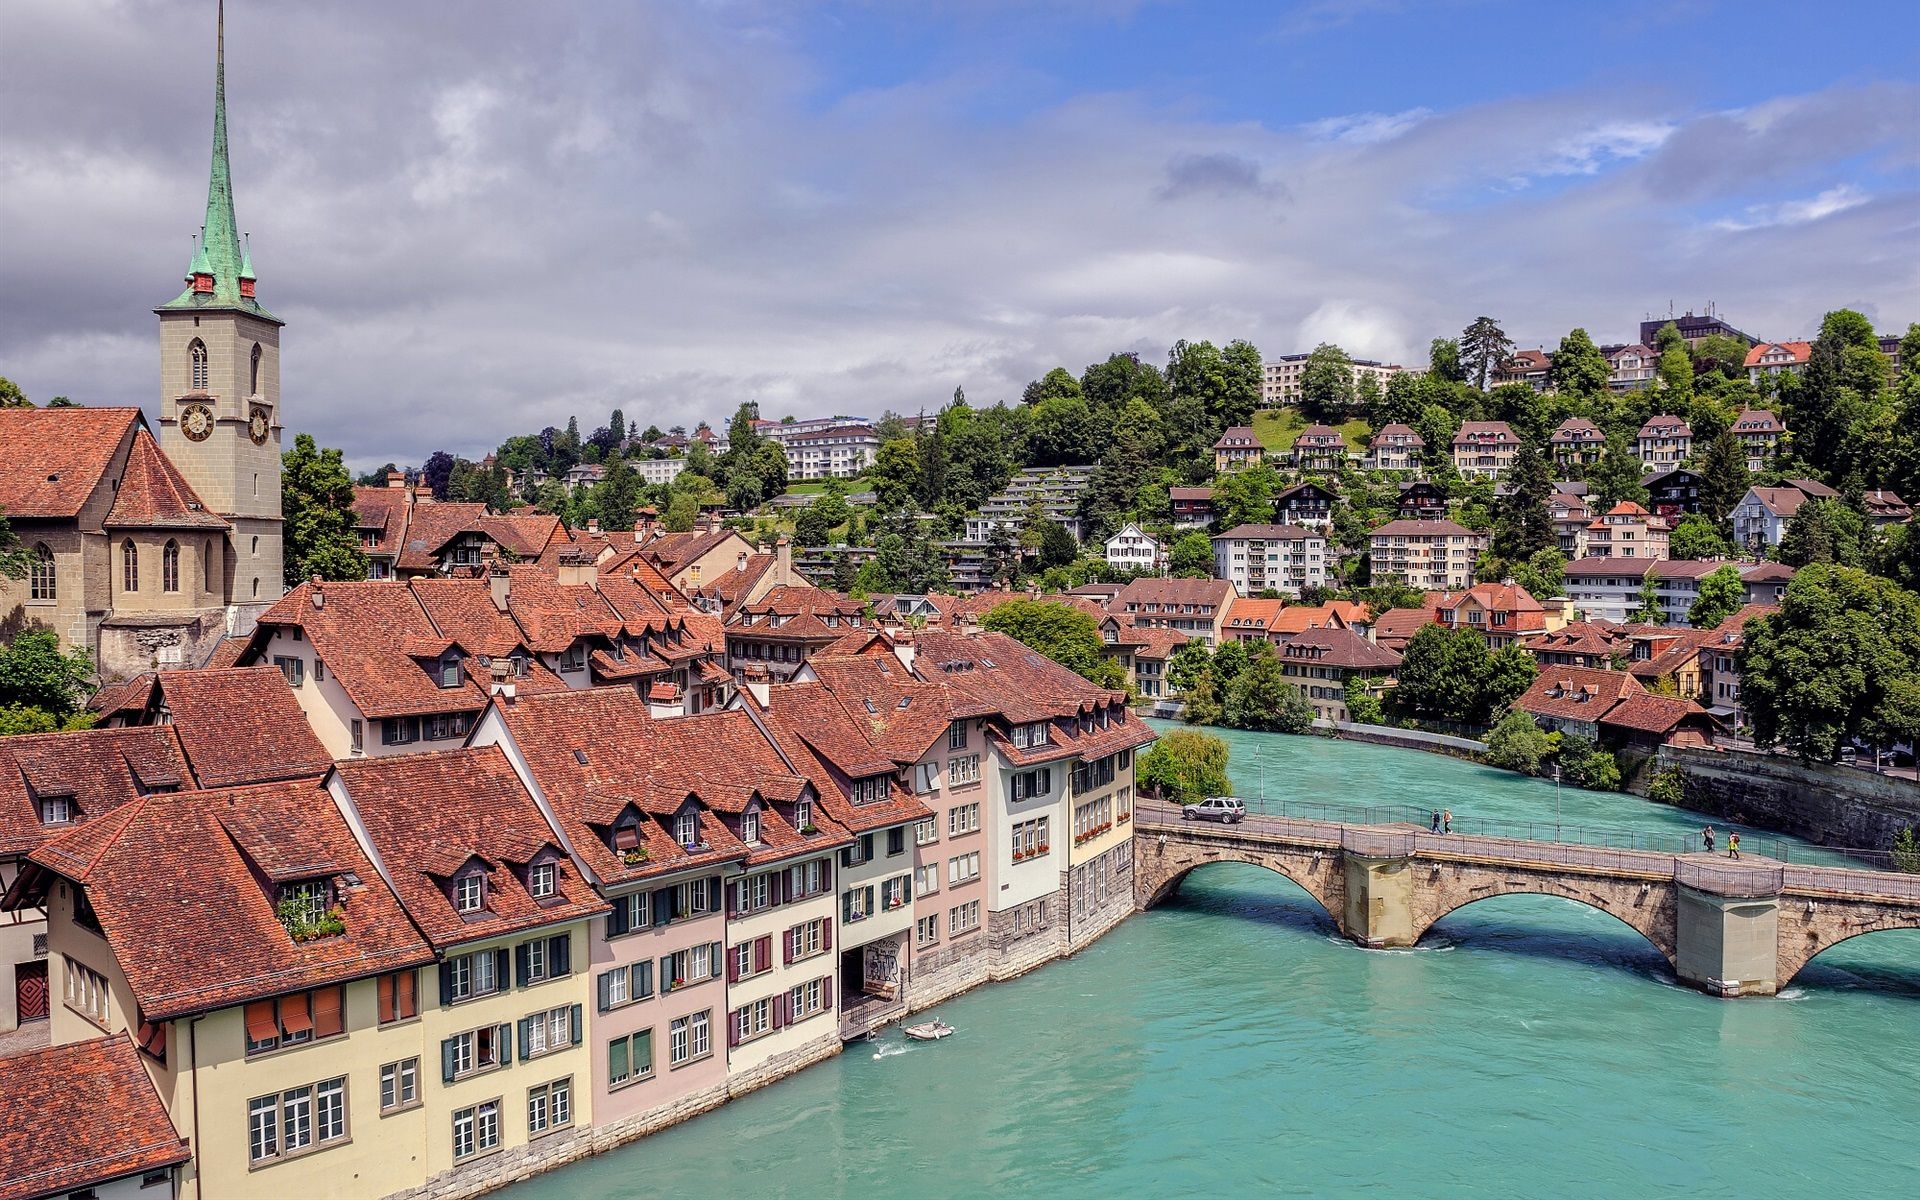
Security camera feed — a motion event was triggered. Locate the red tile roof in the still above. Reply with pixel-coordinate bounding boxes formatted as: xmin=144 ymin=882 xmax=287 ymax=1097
xmin=1372 ymin=606 xmax=1437 ymax=649
xmin=331 ymin=745 xmax=607 ymax=949
xmin=1731 ymin=409 xmax=1784 ymax=433
xmin=0 ymin=1035 xmax=188 ymax=1200
xmin=1114 ymin=576 xmax=1234 ymax=610
xmin=755 ymin=683 xmax=935 ymax=834
xmin=352 ymin=485 xmax=412 ymax=556
xmin=1278 ymin=626 xmax=1402 ymax=670
xmin=1514 ymin=666 xmax=1646 ymax=723
xmin=1601 ymin=694 xmax=1714 ymax=735
xmin=1637 ymin=416 xmax=1692 ymax=438
xmin=394 ymin=500 xmax=491 ymax=570
xmin=1371 ymin=519 xmax=1476 ymax=537
xmin=1452 ymin=420 xmax=1518 ymax=446
xmin=1743 ymin=341 xmax=1811 ymax=368
xmin=21 ymin=779 xmax=435 ymax=1020
xmin=1551 ymin=417 xmax=1605 ymax=441
xmin=0 ymin=725 xmax=192 ymax=856
xmin=1369 ymin=423 xmax=1424 ymax=446
xmin=104 ymin=428 xmax=229 ymax=529
xmin=153 ymin=667 xmax=333 ymax=787
xmin=0 ymin=406 xmax=138 ymax=519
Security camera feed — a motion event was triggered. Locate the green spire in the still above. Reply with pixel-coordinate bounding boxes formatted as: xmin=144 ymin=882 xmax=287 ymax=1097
xmin=161 ymin=0 xmax=277 ymax=322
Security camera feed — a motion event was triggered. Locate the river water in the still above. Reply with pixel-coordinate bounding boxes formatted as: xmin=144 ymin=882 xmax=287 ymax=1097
xmin=508 ymin=726 xmax=1920 ymax=1199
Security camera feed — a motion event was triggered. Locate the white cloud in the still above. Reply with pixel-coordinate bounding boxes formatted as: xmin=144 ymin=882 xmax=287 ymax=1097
xmin=1304 ymin=107 xmax=1433 ymax=145
xmin=1711 ymin=184 xmax=1871 ymax=232
xmin=1295 ymin=301 xmax=1412 ymax=364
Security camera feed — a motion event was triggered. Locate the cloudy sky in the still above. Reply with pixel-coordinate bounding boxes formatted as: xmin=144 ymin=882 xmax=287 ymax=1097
xmin=2 ymin=0 xmax=1916 ymax=470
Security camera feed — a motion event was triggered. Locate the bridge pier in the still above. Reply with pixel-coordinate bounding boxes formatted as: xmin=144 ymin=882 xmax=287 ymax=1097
xmin=1342 ymin=853 xmax=1415 ymax=948
xmin=1674 ymin=885 xmax=1780 ymax=998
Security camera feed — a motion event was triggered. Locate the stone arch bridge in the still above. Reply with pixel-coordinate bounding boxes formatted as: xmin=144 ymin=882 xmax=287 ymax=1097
xmin=1133 ymin=802 xmax=1920 ymax=997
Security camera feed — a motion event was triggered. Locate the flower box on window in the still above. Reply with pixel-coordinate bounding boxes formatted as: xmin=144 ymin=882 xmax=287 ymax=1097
xmin=620 ymin=848 xmax=650 ymax=866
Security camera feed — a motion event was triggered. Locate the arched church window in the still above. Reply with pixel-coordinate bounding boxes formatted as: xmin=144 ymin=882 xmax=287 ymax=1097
xmin=250 ymin=343 xmax=262 ymax=395
xmin=29 ymin=544 xmax=55 ymax=602
xmin=203 ymin=540 xmax=213 ymax=593
xmin=122 ymin=540 xmax=139 ymax=592
xmin=189 ymin=339 xmax=209 ymax=392
xmin=162 ymin=540 xmax=181 ymax=593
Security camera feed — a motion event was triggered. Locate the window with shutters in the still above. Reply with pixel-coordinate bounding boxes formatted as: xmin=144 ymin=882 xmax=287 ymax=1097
xmin=787 ymin=858 xmax=827 ymax=898
xmin=527 ymin=1077 xmax=573 ymax=1137
xmin=842 ymin=886 xmax=874 ymax=923
xmin=913 ymin=864 xmax=939 ymax=898
xmin=519 ymin=934 xmax=571 ymax=986
xmin=733 ymin=998 xmax=774 ymax=1044
xmin=788 ymin=918 xmax=826 ymax=961
xmin=608 ymin=1029 xmax=655 ymax=1088
xmin=596 ymin=959 xmax=654 ymax=1012
xmin=739 ymin=873 xmax=771 ymax=914
xmin=445 ymin=1024 xmax=510 ymax=1080
xmin=380 ymin=1058 xmax=420 ymax=1114
xmin=947 ymin=852 xmax=980 ymax=886
xmin=605 ymin=890 xmax=653 ymax=939
xmin=376 ymin=970 xmax=419 ymax=1024
xmin=660 ymin=942 xmax=721 ymax=992
xmin=914 ymin=761 xmax=941 ymax=794
xmin=245 ymin=1077 xmax=346 ymax=1165
xmin=882 ymin=875 xmax=909 ymax=910
xmin=444 ymin=948 xmax=506 ymax=1004
xmin=523 ymin=1004 xmax=576 ymax=1059
xmin=787 ymin=977 xmax=828 ymax=1022
xmin=1012 ymin=768 xmax=1052 ymax=802
xmin=243 ymin=987 xmax=345 ymax=1056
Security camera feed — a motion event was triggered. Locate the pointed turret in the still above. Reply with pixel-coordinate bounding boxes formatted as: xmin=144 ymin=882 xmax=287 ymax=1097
xmin=160 ymin=0 xmax=277 ymax=323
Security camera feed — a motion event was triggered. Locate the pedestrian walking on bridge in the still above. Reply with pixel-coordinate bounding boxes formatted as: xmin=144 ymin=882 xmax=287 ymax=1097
xmin=1430 ymin=810 xmax=1442 ymax=833
xmin=1442 ymin=809 xmax=1453 ymax=834
xmin=1727 ymin=832 xmax=1741 ymax=860
xmin=1702 ymin=826 xmax=1715 ymax=854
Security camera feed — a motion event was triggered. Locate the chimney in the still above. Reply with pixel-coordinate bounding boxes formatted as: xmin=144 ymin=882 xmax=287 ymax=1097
xmin=310 ymin=574 xmax=325 ymax=610
xmin=587 ymin=518 xmax=601 ymax=535
xmin=386 ymin=468 xmax=406 ymax=489
xmin=488 ymin=566 xmax=511 ymax=612
xmin=557 ymin=553 xmax=598 ymax=590
xmin=775 ymin=535 xmax=792 ymax=587
xmin=736 ymin=551 xmax=748 ymax=573
xmin=415 ymin=484 xmax=434 ymax=504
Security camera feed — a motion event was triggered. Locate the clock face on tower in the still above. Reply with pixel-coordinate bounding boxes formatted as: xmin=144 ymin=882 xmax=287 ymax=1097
xmin=249 ymin=406 xmax=271 ymax=445
xmin=181 ymin=403 xmax=214 ymax=442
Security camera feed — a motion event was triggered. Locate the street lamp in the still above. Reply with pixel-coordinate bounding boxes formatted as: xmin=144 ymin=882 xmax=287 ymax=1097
xmin=1552 ymin=763 xmax=1563 ymax=841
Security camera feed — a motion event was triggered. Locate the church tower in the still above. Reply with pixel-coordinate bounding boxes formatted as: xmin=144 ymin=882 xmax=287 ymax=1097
xmin=156 ymin=0 xmax=284 ymax=624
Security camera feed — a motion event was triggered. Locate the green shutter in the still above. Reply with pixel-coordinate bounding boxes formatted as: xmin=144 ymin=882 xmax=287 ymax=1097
xmin=497 ymin=1023 xmax=514 ymax=1067
xmin=609 ymin=1035 xmax=629 ymax=1083
xmin=635 ymin=1029 xmax=653 ymax=1075
xmin=440 ymin=1037 xmax=457 ymax=1083
xmin=634 ymin=961 xmax=653 ymax=998
xmin=570 ymin=1003 xmax=583 ymax=1046
xmin=597 ymin=971 xmax=612 ymax=1012
xmin=517 ymin=1017 xmax=532 ymax=1061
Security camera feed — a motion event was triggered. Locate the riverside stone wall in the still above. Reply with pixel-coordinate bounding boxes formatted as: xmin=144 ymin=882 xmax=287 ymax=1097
xmin=1659 ymin=745 xmax=1920 ymax=851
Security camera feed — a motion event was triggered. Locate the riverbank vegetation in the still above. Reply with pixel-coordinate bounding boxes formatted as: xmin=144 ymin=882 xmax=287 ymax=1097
xmin=1138 ymin=728 xmax=1231 ymax=802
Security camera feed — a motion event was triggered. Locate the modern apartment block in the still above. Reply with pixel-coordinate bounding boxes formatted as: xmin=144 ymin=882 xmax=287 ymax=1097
xmin=1211 ymin=524 xmax=1329 ymax=598
xmin=1368 ymin=520 xmax=1484 ymax=589
xmin=1260 ymin=354 xmax=1402 ymax=407
xmin=963 ymin=467 xmax=1094 ymax=542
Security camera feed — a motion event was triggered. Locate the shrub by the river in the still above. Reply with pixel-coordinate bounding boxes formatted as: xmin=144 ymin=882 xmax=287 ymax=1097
xmin=1139 ymin=728 xmax=1232 ymax=803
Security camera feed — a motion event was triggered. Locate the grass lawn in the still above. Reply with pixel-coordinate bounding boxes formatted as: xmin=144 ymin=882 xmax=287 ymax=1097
xmin=1251 ymin=408 xmax=1372 ymax=452
xmin=781 ymin=475 xmax=875 ymax=497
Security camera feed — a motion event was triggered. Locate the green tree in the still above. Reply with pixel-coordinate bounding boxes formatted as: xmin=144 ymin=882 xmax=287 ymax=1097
xmin=1483 ymin=644 xmax=1539 ymax=716
xmin=1491 ymin=441 xmax=1555 ymax=561
xmin=1137 ymin=728 xmax=1232 ymax=803
xmin=1394 ymin=624 xmax=1490 ymax=724
xmin=1646 ymin=767 xmax=1688 ymax=807
xmin=1777 ymin=498 xmax=1870 ymax=568
xmin=1688 ymin=564 xmax=1746 ymax=629
xmin=1080 ymin=398 xmax=1166 ymax=540
xmin=1428 ymin=337 xmax=1467 ymax=384
xmin=1460 ymin=316 xmax=1515 ymax=391
xmin=0 ymin=629 xmax=95 ymax=722
xmin=870 ymin=438 xmax=923 ymax=512
xmin=1632 ymin=573 xmax=1664 ymax=624
xmin=1343 ymin=675 xmax=1385 ymax=725
xmin=1036 ymin=520 xmax=1079 ymax=570
xmin=1740 ymin=564 xmax=1920 ymax=762
xmin=1021 ymin=366 xmax=1083 ymax=407
xmin=1168 ymin=531 xmax=1214 ymax=578
xmin=1547 ymin=328 xmax=1610 ymax=399
xmin=597 ymin=453 xmax=640 ymax=531
xmin=1507 ymin=548 xmax=1565 ymax=602
xmin=0 ymin=376 xmax=29 ymax=407
xmin=1484 ymin=707 xmax=1550 ymax=774
xmin=980 ymin=600 xmax=1123 ymax=687
xmin=1223 ymin=644 xmax=1316 ymax=733
xmin=1668 ymin=513 xmax=1733 ymax=561
xmin=1588 ymin=434 xmax=1650 ymax=512
xmin=1893 ymin=828 xmax=1920 ymax=875
xmin=663 ymin=491 xmax=700 ymax=532
xmin=1793 ymin=308 xmax=1887 ymax=478
xmin=1556 ymin=735 xmax=1621 ymax=790
xmin=1213 ymin=463 xmax=1282 ymax=529
xmin=793 ymin=504 xmax=832 ymax=547
xmin=1166 ymin=639 xmax=1212 ymax=695
xmin=1028 ymin=394 xmax=1100 ymax=466
xmin=281 ymin=434 xmax=368 ymax=586
xmin=1299 ymin=342 xmax=1357 ymax=423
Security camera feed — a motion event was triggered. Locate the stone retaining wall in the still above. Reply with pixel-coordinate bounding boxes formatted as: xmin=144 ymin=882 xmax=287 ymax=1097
xmin=1660 ymin=745 xmax=1920 ymax=851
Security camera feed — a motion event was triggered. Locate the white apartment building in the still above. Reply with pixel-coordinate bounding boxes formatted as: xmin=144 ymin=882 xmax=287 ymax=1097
xmin=1368 ymin=519 xmax=1484 ymax=590
xmin=634 ymin=457 xmax=687 ymax=486
xmin=1261 ymin=354 xmax=1403 ymax=407
xmin=781 ymin=426 xmax=880 ymax=480
xmin=1210 ymin=523 xmax=1328 ymax=598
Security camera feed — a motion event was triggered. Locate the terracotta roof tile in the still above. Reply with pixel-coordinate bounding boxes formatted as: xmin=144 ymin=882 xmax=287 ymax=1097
xmin=352 ymin=485 xmax=411 ymax=556
xmin=1278 ymin=625 xmax=1402 ymax=670
xmin=332 ymin=745 xmax=608 ymax=949
xmin=22 ymin=779 xmax=435 ymax=1020
xmin=394 ymin=501 xmax=491 ymax=570
xmin=153 ymin=667 xmax=333 ymax=787
xmin=0 ymin=725 xmax=192 ymax=857
xmin=104 ymin=428 xmax=229 ymax=529
xmin=1601 ymin=694 xmax=1714 ymax=735
xmin=0 ymin=406 xmax=138 ymax=518
xmin=1514 ymin=665 xmax=1645 ymax=724
xmin=0 ymin=1035 xmax=188 ymax=1200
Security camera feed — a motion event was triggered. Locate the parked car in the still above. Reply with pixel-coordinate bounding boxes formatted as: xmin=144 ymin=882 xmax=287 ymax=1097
xmin=1183 ymin=797 xmax=1246 ymax=824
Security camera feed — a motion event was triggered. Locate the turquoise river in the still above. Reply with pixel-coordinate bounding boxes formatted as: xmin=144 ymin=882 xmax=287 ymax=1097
xmin=507 ymin=725 xmax=1920 ymax=1199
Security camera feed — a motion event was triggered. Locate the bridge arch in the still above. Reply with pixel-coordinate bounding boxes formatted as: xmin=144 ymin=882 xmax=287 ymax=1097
xmin=1138 ymin=839 xmax=1345 ymax=927
xmin=1778 ymin=916 xmax=1920 ymax=989
xmin=1410 ymin=874 xmax=1678 ymax=971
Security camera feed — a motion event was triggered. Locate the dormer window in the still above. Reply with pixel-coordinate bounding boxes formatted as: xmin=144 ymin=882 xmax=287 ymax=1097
xmin=528 ymin=862 xmax=557 ymax=900
xmin=39 ymin=797 xmax=73 ymax=825
xmin=276 ymin=879 xmax=343 ymax=941
xmin=439 ymin=651 xmax=463 ymax=688
xmin=741 ymin=810 xmax=760 ymax=844
xmin=794 ymin=799 xmax=814 ymax=833
xmin=675 ymin=810 xmax=700 ymax=849
xmin=453 ymin=872 xmax=486 ymax=914
xmin=851 ymin=777 xmax=886 ymax=806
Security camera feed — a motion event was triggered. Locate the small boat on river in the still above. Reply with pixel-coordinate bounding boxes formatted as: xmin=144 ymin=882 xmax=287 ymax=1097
xmin=904 ymin=1020 xmax=955 ymax=1041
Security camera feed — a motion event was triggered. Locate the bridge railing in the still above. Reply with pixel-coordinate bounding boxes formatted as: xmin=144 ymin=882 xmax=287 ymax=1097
xmin=1675 ymin=860 xmax=1787 ymax=898
xmin=1340 ymin=827 xmax=1414 ymax=858
xmin=1782 ymin=864 xmax=1920 ymax=902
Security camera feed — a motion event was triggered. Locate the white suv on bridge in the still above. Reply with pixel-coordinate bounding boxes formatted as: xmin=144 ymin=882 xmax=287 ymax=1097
xmin=1183 ymin=797 xmax=1246 ymax=824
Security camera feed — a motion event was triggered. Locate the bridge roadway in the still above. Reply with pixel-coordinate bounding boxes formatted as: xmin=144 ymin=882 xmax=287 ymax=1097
xmin=1132 ymin=800 xmax=1920 ymax=997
